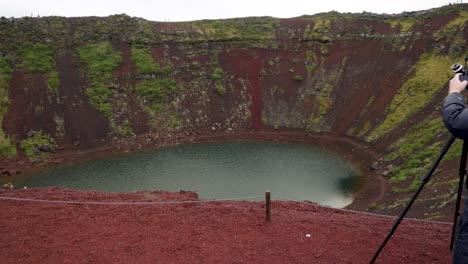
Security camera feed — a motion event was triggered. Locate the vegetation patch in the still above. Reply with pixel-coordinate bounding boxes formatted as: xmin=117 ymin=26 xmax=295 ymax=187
xmin=347 ymin=96 xmax=375 ymax=138
xmin=302 ymin=18 xmax=332 ymax=42
xmin=131 ymin=45 xmax=157 ymax=74
xmin=0 ymin=129 xmax=16 ymax=159
xmin=21 ymin=43 xmax=55 ymax=73
xmin=384 ymin=117 xmax=461 ymax=192
xmin=20 ymin=131 xmax=57 ymax=162
xmin=433 ymin=11 xmax=468 ymax=40
xmin=111 ymin=119 xmax=134 ymax=137
xmin=130 ymin=44 xmax=178 ymax=129
xmin=357 ymin=121 xmax=372 ymax=138
xmin=215 ymin=84 xmax=226 ymax=96
xmin=211 ymin=67 xmax=226 ymax=96
xmin=293 ymin=75 xmax=304 ymax=81
xmin=434 ymin=11 xmax=468 ymax=53
xmin=185 ymin=17 xmax=278 ymax=48
xmin=388 ymin=18 xmax=416 ymax=32
xmin=54 ymin=115 xmax=65 ymax=139
xmin=47 ymin=71 xmax=60 ymax=93
xmin=77 ymin=41 xmax=122 ymax=82
xmin=0 ymin=57 xmax=11 ymax=119
xmin=367 ymin=52 xmax=456 ymax=142
xmin=77 ymin=41 xmax=122 ymax=118
xmin=21 ymin=43 xmax=60 ymax=93
xmin=307 ymin=83 xmax=333 ymax=132
xmin=306 ymin=59 xmax=346 ymax=132
xmin=136 ymin=78 xmax=177 ymax=113
xmin=305 ymin=50 xmax=317 ymax=76
xmin=0 ymin=56 xmax=16 ymax=159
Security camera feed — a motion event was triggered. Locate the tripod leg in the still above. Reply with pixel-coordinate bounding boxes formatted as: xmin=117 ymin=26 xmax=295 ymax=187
xmin=450 ymin=140 xmax=468 ymax=250
xmin=370 ymin=135 xmax=456 ymax=264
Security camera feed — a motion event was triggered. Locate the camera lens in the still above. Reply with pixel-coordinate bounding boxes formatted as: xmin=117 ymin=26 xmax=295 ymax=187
xmin=452 ymin=63 xmax=464 ymax=73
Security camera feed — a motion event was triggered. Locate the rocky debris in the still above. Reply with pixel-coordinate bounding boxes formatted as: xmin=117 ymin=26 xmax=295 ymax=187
xmin=370 ymin=162 xmax=379 ymax=171
xmin=37 ymin=144 xmax=54 ymax=153
xmin=0 ymin=169 xmax=20 ymax=177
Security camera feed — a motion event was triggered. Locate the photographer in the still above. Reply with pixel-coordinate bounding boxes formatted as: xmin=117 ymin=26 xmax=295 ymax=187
xmin=442 ymin=73 xmax=468 ymax=263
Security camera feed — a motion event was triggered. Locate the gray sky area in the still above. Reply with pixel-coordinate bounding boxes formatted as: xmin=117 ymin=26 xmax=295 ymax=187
xmin=0 ymin=0 xmax=462 ymax=22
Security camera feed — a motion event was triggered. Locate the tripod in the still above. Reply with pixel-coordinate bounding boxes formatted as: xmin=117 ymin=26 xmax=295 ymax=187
xmin=370 ymin=135 xmax=468 ymax=263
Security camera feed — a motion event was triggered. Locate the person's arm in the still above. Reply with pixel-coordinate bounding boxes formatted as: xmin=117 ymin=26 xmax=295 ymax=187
xmin=442 ymin=73 xmax=468 ymax=138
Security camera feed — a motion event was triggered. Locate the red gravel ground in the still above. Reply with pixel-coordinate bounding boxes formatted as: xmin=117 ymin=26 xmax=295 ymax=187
xmin=0 ymin=188 xmax=452 ymax=263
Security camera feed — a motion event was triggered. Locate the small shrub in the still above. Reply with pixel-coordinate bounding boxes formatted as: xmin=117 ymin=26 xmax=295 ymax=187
xmin=211 ymin=67 xmax=223 ymax=81
xmin=215 ymin=84 xmax=225 ymax=96
xmin=20 ymin=131 xmax=56 ymax=162
xmin=293 ymin=75 xmax=304 ymax=81
xmin=111 ymin=119 xmax=134 ymax=136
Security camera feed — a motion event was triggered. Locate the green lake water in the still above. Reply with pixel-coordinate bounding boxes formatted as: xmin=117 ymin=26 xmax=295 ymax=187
xmin=4 ymin=142 xmax=361 ymax=208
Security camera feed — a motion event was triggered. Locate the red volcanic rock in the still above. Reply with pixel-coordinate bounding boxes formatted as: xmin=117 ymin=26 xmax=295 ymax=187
xmin=0 ymin=188 xmax=452 ymax=263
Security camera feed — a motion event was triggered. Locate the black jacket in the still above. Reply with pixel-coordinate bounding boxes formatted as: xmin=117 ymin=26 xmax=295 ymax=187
xmin=442 ymin=92 xmax=468 ymax=140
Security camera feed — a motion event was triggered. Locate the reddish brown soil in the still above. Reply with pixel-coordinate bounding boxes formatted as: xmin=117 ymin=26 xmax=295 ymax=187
xmin=0 ymin=187 xmax=452 ymax=263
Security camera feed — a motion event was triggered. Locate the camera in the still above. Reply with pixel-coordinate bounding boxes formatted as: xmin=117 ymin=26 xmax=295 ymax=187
xmin=451 ymin=56 xmax=468 ymax=86
xmin=451 ymin=63 xmax=466 ymax=75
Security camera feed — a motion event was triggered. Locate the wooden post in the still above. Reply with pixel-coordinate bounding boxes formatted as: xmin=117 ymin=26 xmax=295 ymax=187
xmin=266 ymin=191 xmax=271 ymax=223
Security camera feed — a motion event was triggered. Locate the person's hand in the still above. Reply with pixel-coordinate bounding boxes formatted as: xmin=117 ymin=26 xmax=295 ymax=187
xmin=449 ymin=73 xmax=468 ymax=94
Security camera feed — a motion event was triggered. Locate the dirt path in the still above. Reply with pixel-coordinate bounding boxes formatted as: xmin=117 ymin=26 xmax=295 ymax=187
xmin=0 ymin=188 xmax=452 ymax=263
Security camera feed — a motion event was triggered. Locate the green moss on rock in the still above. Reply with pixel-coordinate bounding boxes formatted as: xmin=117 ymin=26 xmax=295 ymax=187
xmin=0 ymin=56 xmax=15 ymax=159
xmin=383 ymin=117 xmax=462 ymax=192
xmin=77 ymin=41 xmax=122 ymax=118
xmin=131 ymin=45 xmax=157 ymax=74
xmin=47 ymin=70 xmax=60 ymax=93
xmin=21 ymin=43 xmax=55 ymax=73
xmin=388 ymin=18 xmax=416 ymax=32
xmin=367 ymin=52 xmax=456 ymax=142
xmin=433 ymin=11 xmax=468 ymax=41
xmin=0 ymin=57 xmax=11 ymax=118
xmin=0 ymin=130 xmax=16 ymax=159
xmin=77 ymin=41 xmax=122 ymax=82
xmin=20 ymin=43 xmax=60 ymax=93
xmin=306 ymin=83 xmax=333 ymax=132
xmin=111 ymin=119 xmax=134 ymax=137
xmin=306 ymin=58 xmax=346 ymax=132
xmin=305 ymin=50 xmax=317 ymax=76
xmin=136 ymin=78 xmax=177 ymax=113
xmin=302 ymin=18 xmax=333 ymax=42
xmin=20 ymin=131 xmax=57 ymax=162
